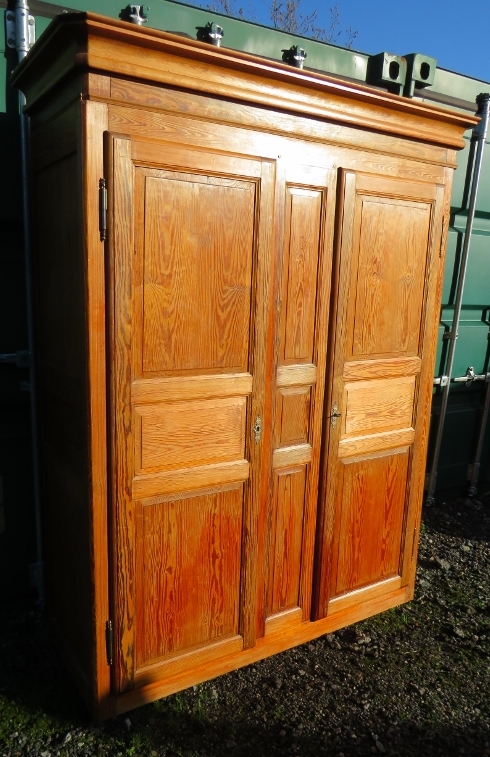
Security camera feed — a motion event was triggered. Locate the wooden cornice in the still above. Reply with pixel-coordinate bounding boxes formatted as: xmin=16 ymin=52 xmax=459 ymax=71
xmin=12 ymin=12 xmax=478 ymax=148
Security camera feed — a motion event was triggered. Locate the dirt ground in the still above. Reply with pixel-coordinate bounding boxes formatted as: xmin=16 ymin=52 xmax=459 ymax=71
xmin=1 ymin=494 xmax=490 ymax=757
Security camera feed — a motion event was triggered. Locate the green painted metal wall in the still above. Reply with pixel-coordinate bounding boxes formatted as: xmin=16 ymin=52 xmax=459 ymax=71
xmin=0 ymin=15 xmax=33 ymax=600
xmin=0 ymin=0 xmax=489 ymax=599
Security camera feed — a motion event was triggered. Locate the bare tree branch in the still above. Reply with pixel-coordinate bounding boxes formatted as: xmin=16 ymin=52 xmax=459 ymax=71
xmin=203 ymin=0 xmax=357 ymax=49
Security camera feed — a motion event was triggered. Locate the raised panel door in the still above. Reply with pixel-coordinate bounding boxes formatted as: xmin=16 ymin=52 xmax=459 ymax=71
xmin=266 ymin=163 xmax=335 ymax=633
xmin=313 ymin=170 xmax=444 ymax=619
xmin=107 ymin=134 xmax=276 ymax=692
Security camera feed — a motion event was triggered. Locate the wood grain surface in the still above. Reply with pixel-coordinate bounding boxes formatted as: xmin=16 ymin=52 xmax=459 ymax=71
xmin=107 ymin=132 xmax=278 ymax=691
xmin=313 ymin=168 xmax=445 ymax=620
xmin=343 ymin=376 xmax=415 ymax=438
xmin=267 ymin=162 xmax=334 ymax=628
xmin=134 ymin=397 xmax=246 ymax=472
xmin=334 ymin=451 xmax=409 ymax=595
xmin=141 ymin=172 xmax=255 ymax=373
xmin=267 ymin=468 xmax=307 ymax=615
xmin=135 ymin=489 xmax=243 ymax=669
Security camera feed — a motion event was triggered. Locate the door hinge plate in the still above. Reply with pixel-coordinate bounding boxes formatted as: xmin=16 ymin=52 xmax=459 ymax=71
xmin=99 ymin=178 xmax=107 ymax=241
xmin=105 ymin=620 xmax=114 ymax=665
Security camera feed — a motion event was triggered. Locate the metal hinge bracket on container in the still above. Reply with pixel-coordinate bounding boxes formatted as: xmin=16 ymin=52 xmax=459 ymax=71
xmin=5 ymin=4 xmax=36 ymax=53
xmin=99 ymin=179 xmax=107 ymax=241
xmin=0 ymin=350 xmax=30 ymax=368
xmin=105 ymin=620 xmax=114 ymax=665
xmin=122 ymin=5 xmax=149 ymax=25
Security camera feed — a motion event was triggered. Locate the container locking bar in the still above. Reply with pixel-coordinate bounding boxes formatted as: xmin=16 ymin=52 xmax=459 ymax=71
xmin=433 ymin=366 xmax=490 ymax=387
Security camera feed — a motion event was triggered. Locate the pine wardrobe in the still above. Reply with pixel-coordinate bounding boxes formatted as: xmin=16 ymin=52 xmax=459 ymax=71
xmin=13 ymin=12 xmax=477 ymax=718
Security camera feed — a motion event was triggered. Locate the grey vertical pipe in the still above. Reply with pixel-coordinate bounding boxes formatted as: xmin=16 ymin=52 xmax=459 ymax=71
xmin=15 ymin=0 xmax=45 ymax=602
xmin=425 ymin=92 xmax=490 ymax=505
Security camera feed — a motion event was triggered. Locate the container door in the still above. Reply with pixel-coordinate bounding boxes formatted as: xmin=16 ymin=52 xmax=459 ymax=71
xmin=314 ymin=170 xmax=444 ymax=619
xmin=107 ymin=134 xmax=276 ymax=693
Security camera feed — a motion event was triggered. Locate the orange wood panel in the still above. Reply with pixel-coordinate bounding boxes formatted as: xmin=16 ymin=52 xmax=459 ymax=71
xmin=134 ymin=396 xmax=246 ymax=472
xmin=142 ymin=171 xmax=255 ymax=374
xmin=131 ymin=373 xmax=253 ymax=403
xmin=343 ymin=375 xmax=415 ymax=438
xmin=313 ymin=169 xmax=445 ymax=620
xmin=276 ymin=386 xmax=311 ymax=447
xmin=352 ymin=197 xmax=431 ymax=358
xmin=264 ymin=607 xmax=303 ymax=635
xmin=277 ymin=363 xmax=317 ymax=387
xmin=132 ymin=460 xmax=250 ymax=501
xmin=343 ymin=356 xmax=421 ymax=381
xmin=283 ymin=187 xmax=322 ymax=361
xmin=81 ymin=99 xmax=112 ymax=715
xmin=115 ymin=583 xmax=410 ymax=715
xmin=106 ymin=78 xmax=456 ymax=168
xmin=134 ymin=635 xmax=244 ymax=688
xmin=267 ymin=467 xmax=307 ymax=615
xmin=267 ymin=162 xmax=334 ymax=627
xmin=135 ymin=488 xmax=243 ymax=669
xmin=328 ymin=575 xmax=402 ymax=614
xmin=272 ymin=443 xmax=312 ymax=469
xmin=333 ymin=450 xmax=409 ymax=596
xmin=108 ymin=131 xmax=278 ymax=694
xmin=338 ymin=431 xmax=414 ymax=460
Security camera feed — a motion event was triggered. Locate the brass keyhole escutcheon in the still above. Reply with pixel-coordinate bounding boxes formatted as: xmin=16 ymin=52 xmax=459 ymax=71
xmin=330 ymin=403 xmax=342 ymax=429
xmin=253 ymin=415 xmax=262 ymax=444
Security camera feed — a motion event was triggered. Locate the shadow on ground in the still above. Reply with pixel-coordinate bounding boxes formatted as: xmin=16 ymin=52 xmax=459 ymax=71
xmin=1 ymin=495 xmax=490 ymax=756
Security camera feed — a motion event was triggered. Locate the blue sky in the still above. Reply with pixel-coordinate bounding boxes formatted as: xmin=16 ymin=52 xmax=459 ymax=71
xmin=249 ymin=0 xmax=490 ymax=82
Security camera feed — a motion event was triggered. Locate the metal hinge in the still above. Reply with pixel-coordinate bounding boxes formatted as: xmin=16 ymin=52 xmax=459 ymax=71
xmin=105 ymin=620 xmax=114 ymax=666
xmin=99 ymin=178 xmax=107 ymax=242
xmin=5 ymin=5 xmax=36 ymax=53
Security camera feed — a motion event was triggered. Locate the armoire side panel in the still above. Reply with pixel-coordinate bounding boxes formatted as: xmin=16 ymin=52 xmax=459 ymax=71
xmin=32 ymin=109 xmax=95 ymax=698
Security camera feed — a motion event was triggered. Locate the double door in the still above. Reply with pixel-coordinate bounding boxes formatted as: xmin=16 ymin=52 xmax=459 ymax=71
xmin=106 ymin=128 xmax=442 ymax=693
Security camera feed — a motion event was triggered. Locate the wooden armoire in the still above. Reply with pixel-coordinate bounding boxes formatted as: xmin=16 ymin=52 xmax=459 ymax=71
xmin=13 ymin=13 xmax=477 ymax=718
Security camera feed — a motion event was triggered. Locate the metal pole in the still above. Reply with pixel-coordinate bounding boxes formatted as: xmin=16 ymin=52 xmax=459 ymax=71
xmin=13 ymin=0 xmax=45 ymax=602
xmin=425 ymin=92 xmax=490 ymax=506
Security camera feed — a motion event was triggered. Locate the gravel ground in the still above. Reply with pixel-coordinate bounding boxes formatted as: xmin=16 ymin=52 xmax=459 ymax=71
xmin=1 ymin=495 xmax=490 ymax=757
